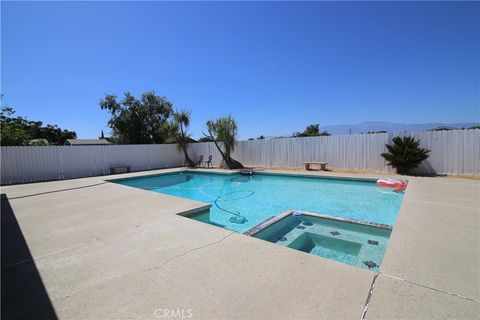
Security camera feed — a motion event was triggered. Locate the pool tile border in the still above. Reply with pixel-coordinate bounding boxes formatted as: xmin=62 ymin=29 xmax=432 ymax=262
xmin=105 ymin=167 xmax=397 ymax=185
xmin=243 ymin=211 xmax=293 ymax=236
xmin=244 ymin=210 xmax=393 ymax=237
xmin=295 ymin=210 xmax=393 ymax=230
xmin=253 ymin=171 xmax=381 ymax=183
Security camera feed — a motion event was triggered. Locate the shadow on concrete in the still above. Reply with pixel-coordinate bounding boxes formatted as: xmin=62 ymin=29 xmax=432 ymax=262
xmin=410 ymin=159 xmax=438 ymax=177
xmin=1 ymin=194 xmax=58 ymax=320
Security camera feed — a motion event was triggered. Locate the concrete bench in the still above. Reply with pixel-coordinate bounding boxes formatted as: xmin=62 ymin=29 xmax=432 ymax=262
xmin=303 ymin=161 xmax=328 ymax=171
xmin=109 ymin=165 xmax=131 ymax=174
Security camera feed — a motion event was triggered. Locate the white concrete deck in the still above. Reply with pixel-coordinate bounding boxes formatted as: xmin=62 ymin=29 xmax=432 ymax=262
xmin=1 ymin=167 xmax=479 ymax=319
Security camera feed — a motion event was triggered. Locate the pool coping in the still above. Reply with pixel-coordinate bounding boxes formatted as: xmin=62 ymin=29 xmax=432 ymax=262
xmin=243 ymin=210 xmax=393 ymax=237
xmin=250 ymin=170 xmax=382 ymax=183
xmin=173 ymin=203 xmax=212 ymax=218
xmin=106 ymin=167 xmax=394 ymax=185
xmin=104 ymin=168 xmax=239 ymax=183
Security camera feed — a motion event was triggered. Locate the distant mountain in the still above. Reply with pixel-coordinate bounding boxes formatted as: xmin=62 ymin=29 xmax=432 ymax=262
xmin=322 ymin=121 xmax=480 ymax=135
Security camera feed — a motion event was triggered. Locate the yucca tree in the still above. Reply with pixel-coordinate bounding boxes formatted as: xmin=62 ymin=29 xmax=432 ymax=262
xmin=204 ymin=115 xmax=243 ymax=169
xmin=171 ymin=110 xmax=195 ymax=167
xmin=381 ymin=136 xmax=430 ymax=175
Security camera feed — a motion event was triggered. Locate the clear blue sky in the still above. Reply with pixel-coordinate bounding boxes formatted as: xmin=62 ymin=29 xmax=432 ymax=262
xmin=2 ymin=1 xmax=479 ymax=139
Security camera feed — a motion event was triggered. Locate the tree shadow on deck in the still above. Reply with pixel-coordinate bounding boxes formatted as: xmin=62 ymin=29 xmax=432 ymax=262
xmin=1 ymin=194 xmax=58 ymax=320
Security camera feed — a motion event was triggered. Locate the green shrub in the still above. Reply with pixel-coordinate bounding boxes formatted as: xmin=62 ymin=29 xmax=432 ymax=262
xmin=381 ymin=136 xmax=430 ymax=175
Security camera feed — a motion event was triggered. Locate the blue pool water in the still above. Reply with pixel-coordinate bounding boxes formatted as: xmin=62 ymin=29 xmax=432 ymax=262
xmin=115 ymin=172 xmax=404 ymax=233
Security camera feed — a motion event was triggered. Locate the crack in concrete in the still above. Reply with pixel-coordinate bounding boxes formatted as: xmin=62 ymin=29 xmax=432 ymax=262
xmin=64 ymin=231 xmax=236 ymax=290
xmin=45 ymin=232 xmax=236 ymax=302
xmin=144 ymin=232 xmax=235 ymax=273
xmin=380 ymin=272 xmax=480 ymax=303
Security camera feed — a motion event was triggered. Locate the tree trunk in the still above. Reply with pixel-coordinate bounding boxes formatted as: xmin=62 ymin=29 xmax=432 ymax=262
xmin=182 ymin=148 xmax=196 ymax=168
xmin=205 ymin=131 xmax=244 ymax=170
xmin=219 ymin=156 xmax=243 ymax=169
xmin=178 ymin=122 xmax=195 ymax=168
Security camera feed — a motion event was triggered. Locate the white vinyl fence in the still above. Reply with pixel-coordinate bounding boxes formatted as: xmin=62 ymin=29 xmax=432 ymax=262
xmin=1 ymin=144 xmax=183 ymax=185
xmin=1 ymin=129 xmax=479 ymax=184
xmin=189 ymin=129 xmax=480 ymax=176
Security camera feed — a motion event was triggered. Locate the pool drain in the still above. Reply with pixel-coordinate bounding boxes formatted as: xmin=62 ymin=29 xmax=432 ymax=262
xmin=363 ymin=260 xmax=378 ymax=269
xmin=330 ymin=231 xmax=340 ymax=236
xmin=229 ymin=216 xmax=247 ymax=224
xmin=368 ymin=240 xmax=379 ymax=245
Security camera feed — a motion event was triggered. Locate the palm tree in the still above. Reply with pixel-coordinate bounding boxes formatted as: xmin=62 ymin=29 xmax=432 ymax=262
xmin=204 ymin=115 xmax=243 ymax=169
xmin=171 ymin=110 xmax=195 ymax=167
xmin=381 ymin=136 xmax=430 ymax=175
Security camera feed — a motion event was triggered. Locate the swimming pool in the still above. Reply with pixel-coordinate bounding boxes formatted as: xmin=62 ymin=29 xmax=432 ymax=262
xmin=114 ymin=171 xmax=404 ymax=233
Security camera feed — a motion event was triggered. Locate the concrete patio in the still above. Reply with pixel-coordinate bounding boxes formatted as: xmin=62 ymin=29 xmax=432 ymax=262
xmin=1 ymin=168 xmax=479 ymax=319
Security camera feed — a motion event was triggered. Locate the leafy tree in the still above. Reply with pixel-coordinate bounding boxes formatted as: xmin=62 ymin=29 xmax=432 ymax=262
xmin=203 ymin=115 xmax=243 ymax=169
xmin=381 ymin=136 xmax=430 ymax=175
xmin=40 ymin=124 xmax=76 ymax=145
xmin=1 ymin=108 xmax=29 ymax=145
xmin=1 ymin=107 xmax=76 ymax=146
xmin=257 ymin=135 xmax=265 ymax=140
xmin=197 ymin=136 xmax=214 ymax=143
xmin=293 ymin=124 xmax=330 ymax=137
xmin=170 ymin=110 xmax=195 ymax=167
xmin=29 ymin=139 xmax=49 ymax=146
xmin=100 ymin=91 xmax=173 ymax=144
xmin=0 ymin=122 xmax=31 ymax=146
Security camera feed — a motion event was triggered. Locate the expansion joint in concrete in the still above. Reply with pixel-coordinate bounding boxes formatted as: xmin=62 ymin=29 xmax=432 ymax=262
xmin=360 ymin=272 xmax=378 ymax=320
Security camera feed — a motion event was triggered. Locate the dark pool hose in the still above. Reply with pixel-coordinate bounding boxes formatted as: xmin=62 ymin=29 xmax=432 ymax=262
xmin=213 ymin=190 xmax=255 ymax=224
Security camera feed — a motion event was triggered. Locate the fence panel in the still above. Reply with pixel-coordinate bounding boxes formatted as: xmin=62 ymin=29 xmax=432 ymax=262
xmin=1 ymin=144 xmax=183 ymax=185
xmin=1 ymin=129 xmax=479 ymax=184
xmin=191 ymin=129 xmax=479 ymax=175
